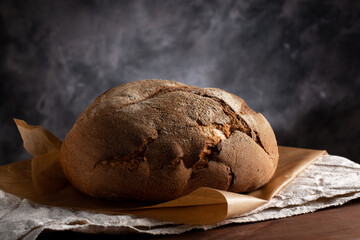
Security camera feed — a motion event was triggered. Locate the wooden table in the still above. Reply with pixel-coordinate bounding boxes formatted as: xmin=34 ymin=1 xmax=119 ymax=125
xmin=38 ymin=198 xmax=360 ymax=240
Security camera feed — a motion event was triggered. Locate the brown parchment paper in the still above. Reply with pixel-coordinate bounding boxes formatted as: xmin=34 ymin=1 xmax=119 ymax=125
xmin=0 ymin=119 xmax=327 ymax=225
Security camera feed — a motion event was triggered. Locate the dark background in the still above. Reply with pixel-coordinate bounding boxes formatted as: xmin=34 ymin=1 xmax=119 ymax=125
xmin=1 ymin=0 xmax=359 ymax=165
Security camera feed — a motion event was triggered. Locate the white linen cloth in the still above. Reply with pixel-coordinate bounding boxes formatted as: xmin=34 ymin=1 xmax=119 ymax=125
xmin=1 ymin=154 xmax=360 ymax=240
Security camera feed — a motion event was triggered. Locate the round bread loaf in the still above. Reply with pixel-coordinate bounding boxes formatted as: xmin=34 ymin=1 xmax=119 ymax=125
xmin=60 ymin=79 xmax=279 ymax=201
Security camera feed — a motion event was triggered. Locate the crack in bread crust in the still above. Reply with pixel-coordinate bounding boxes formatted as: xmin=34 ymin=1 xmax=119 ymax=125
xmin=188 ymin=92 xmax=271 ymax=178
xmin=193 ymin=93 xmax=269 ymax=155
xmin=117 ymin=85 xmax=198 ymax=110
xmin=94 ymin=135 xmax=158 ymax=171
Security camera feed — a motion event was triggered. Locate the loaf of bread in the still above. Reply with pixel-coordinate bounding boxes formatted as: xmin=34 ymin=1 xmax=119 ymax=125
xmin=60 ymin=79 xmax=279 ymax=201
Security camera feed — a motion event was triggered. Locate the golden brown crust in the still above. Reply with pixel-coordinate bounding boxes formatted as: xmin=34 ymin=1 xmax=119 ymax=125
xmin=60 ymin=79 xmax=279 ymax=201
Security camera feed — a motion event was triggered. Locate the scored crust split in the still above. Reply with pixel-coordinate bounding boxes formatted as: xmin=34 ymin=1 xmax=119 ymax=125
xmin=60 ymin=79 xmax=279 ymax=201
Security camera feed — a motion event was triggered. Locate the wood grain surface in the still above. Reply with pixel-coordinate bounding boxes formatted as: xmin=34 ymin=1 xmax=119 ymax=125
xmin=38 ymin=198 xmax=360 ymax=240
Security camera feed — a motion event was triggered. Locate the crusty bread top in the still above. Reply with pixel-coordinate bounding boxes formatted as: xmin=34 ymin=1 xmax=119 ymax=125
xmin=60 ymin=79 xmax=279 ymax=201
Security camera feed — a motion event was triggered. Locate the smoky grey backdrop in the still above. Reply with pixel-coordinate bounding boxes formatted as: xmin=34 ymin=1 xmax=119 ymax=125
xmin=1 ymin=0 xmax=359 ymax=164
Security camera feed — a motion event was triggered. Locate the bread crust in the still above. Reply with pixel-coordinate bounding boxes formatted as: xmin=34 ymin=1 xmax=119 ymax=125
xmin=60 ymin=79 xmax=279 ymax=201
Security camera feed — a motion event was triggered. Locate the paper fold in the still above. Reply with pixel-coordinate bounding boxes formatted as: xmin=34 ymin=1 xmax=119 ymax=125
xmin=14 ymin=119 xmax=69 ymax=195
xmin=0 ymin=119 xmax=326 ymax=225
